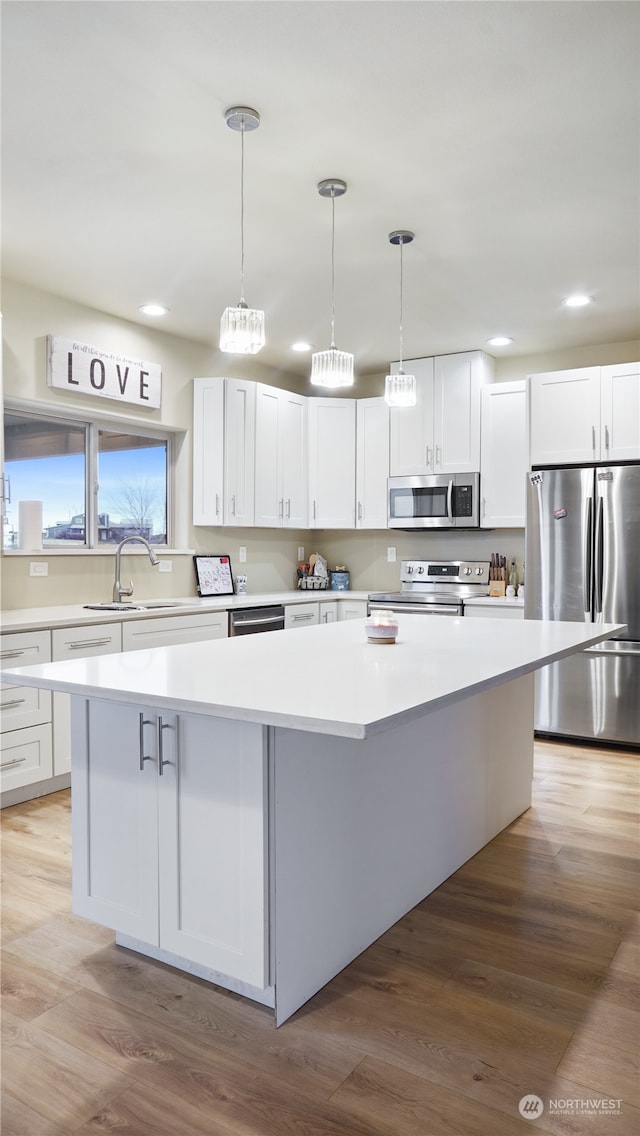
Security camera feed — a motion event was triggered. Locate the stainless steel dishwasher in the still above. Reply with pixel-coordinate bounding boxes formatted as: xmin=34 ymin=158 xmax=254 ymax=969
xmin=229 ymin=605 xmax=286 ymax=636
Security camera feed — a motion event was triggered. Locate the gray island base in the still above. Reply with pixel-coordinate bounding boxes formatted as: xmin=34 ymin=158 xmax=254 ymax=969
xmin=2 ymin=615 xmax=624 ymax=1025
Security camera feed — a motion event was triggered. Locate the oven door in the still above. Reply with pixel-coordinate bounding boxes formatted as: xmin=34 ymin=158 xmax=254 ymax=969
xmin=388 ymin=475 xmax=455 ymax=529
xmin=368 ymin=600 xmax=463 ymax=617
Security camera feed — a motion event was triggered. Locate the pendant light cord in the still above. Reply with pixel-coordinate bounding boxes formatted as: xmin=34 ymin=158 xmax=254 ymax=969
xmin=399 ymin=237 xmax=405 ymax=370
xmin=330 ymin=189 xmax=336 ymax=349
xmin=239 ymin=122 xmax=246 ymax=304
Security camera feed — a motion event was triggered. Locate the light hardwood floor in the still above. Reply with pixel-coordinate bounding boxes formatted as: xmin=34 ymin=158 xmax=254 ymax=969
xmin=1 ymin=739 xmax=638 ymax=1135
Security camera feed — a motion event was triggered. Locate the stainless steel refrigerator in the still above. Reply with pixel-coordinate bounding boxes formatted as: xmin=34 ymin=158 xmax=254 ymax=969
xmin=525 ymin=464 xmax=640 ymax=747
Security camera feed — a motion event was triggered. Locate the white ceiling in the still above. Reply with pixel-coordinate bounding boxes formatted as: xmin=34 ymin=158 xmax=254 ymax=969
xmin=2 ymin=1 xmax=639 ymax=377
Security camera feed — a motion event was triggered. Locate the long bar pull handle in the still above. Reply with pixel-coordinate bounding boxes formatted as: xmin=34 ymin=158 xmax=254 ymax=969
xmin=426 ymin=446 xmax=432 ymax=469
xmin=279 ymin=498 xmax=284 ymax=519
xmin=482 ymin=496 xmax=487 ymax=520
xmin=215 ymin=493 xmax=220 ymax=518
xmin=158 ymin=717 xmax=173 ymax=775
xmin=604 ymin=424 xmax=610 ymax=452
xmin=446 ymin=479 xmax=454 ymax=524
xmin=0 ymin=698 xmax=27 ymax=710
xmin=435 ymin=445 xmax=441 ymax=467
xmin=139 ymin=712 xmax=153 ymax=771
xmin=357 ymin=501 xmax=362 ymax=522
xmin=583 ymin=497 xmax=593 ymax=614
xmin=592 ymin=425 xmax=596 ymax=453
xmin=286 ymin=498 xmax=291 ymax=520
xmin=312 ymin=500 xmax=317 ymax=521
xmin=0 ymin=649 xmax=27 ymax=660
xmin=1 ymin=756 xmax=27 ymax=769
xmin=67 ymin=638 xmax=112 ymax=650
xmin=594 ymin=496 xmax=604 ymax=614
xmin=231 ymin=494 xmax=236 ymax=517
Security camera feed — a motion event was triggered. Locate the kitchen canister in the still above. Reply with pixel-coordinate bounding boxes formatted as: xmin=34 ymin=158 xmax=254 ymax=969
xmin=329 ymin=570 xmax=350 ymax=591
xmin=18 ymin=500 xmax=43 ymax=550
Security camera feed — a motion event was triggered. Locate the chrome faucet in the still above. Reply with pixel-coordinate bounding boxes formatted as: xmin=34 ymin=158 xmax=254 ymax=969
xmin=113 ymin=535 xmax=160 ymax=602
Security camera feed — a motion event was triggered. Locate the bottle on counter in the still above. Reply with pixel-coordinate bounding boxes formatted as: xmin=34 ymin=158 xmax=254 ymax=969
xmin=508 ymin=560 xmax=518 ymax=588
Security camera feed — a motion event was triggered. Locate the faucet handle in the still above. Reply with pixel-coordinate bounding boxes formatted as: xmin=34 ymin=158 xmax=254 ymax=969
xmin=121 ymin=579 xmax=134 ymax=599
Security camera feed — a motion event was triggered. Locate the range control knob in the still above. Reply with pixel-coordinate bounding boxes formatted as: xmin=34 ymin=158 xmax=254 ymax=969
xmin=463 ymin=566 xmax=472 ymax=575
xmin=475 ymin=566 xmax=483 ymax=575
xmin=406 ymin=565 xmax=414 ymax=574
xmin=417 ymin=566 xmax=425 ymax=574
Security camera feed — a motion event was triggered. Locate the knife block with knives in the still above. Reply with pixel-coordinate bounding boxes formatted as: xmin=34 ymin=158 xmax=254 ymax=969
xmin=489 ymin=553 xmax=507 ymax=597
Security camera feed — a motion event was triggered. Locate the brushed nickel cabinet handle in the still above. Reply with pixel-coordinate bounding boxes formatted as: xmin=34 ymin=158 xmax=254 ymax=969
xmin=67 ymin=638 xmax=112 ymax=650
xmin=1 ymin=755 xmax=27 ymax=769
xmin=139 ymin=712 xmax=153 ymax=771
xmin=0 ymin=697 xmax=27 ymax=710
xmin=158 ymin=717 xmax=173 ymax=775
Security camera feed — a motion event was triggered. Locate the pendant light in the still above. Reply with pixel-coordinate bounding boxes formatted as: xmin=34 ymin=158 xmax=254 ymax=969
xmin=384 ymin=230 xmax=416 ymax=407
xmin=310 ymin=178 xmax=354 ymax=388
xmin=219 ymin=106 xmax=265 ymax=355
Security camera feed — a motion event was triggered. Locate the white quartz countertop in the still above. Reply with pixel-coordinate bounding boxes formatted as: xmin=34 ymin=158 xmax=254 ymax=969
xmin=0 ymin=591 xmax=370 ymax=633
xmin=1 ymin=616 xmax=625 ymax=740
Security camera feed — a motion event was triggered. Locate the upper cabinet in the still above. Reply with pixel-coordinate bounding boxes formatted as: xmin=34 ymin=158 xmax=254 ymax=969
xmin=224 ymin=379 xmax=256 ymax=526
xmin=308 ymin=398 xmax=356 ymax=528
xmin=254 ymin=384 xmax=307 ymax=528
xmin=480 ymin=381 xmax=527 ymax=528
xmin=192 ymin=379 xmax=224 ymax=526
xmin=528 ymin=364 xmax=640 ymax=465
xmin=356 ymin=397 xmax=389 ymax=529
xmin=389 ymin=351 xmax=494 ymax=475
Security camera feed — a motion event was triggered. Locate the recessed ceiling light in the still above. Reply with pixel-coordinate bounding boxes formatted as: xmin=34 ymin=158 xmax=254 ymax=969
xmin=139 ymin=303 xmax=169 ymax=317
xmin=291 ymin=341 xmax=313 ymax=352
xmin=486 ymin=336 xmax=513 ymax=347
xmin=562 ymin=294 xmax=592 ymax=308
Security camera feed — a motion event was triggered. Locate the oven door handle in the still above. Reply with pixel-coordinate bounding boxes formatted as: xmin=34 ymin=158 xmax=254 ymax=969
xmin=368 ymin=602 xmax=462 ymax=616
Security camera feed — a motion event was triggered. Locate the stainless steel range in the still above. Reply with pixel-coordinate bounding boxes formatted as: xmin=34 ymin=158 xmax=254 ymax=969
xmin=368 ymin=559 xmax=491 ymax=617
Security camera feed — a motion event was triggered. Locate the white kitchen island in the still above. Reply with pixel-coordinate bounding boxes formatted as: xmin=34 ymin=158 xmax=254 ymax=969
xmin=1 ymin=615 xmax=624 ymax=1024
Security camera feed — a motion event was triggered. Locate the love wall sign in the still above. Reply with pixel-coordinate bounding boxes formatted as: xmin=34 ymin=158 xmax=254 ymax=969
xmin=47 ymin=336 xmax=162 ymax=409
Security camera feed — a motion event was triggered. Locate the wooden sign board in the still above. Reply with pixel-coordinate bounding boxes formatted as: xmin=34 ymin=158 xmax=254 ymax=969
xmin=47 ymin=336 xmax=162 ymax=409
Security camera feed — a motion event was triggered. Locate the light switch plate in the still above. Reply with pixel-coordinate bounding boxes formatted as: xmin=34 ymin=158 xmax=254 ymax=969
xmin=159 ymin=560 xmax=172 ymax=573
xmin=238 ymin=546 xmax=247 ymax=563
xmin=387 ymin=547 xmax=397 ymax=563
xmin=298 ymin=546 xmax=305 ymax=561
xmin=29 ymin=562 xmax=48 ymax=576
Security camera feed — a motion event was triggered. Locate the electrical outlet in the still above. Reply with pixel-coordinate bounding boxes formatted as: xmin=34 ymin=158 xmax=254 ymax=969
xmin=297 ymin=546 xmax=305 ymax=561
xmin=387 ymin=547 xmax=396 ymax=563
xmin=238 ymin=546 xmax=247 ymax=563
xmin=29 ymin=562 xmax=48 ymax=576
xmin=159 ymin=560 xmax=172 ymax=573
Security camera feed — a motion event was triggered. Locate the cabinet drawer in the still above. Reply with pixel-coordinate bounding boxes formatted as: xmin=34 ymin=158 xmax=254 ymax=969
xmin=285 ymin=603 xmax=319 ymax=629
xmin=464 ymin=606 xmax=524 ymax=620
xmin=52 ymin=622 xmax=122 ymax=660
xmin=1 ymin=630 xmax=52 ymax=731
xmin=0 ymin=723 xmax=53 ymax=792
xmin=122 ymin=612 xmax=228 ymax=651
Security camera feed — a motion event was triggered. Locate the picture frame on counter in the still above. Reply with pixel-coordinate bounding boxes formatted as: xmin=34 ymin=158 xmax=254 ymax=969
xmin=193 ymin=555 xmax=234 ymax=597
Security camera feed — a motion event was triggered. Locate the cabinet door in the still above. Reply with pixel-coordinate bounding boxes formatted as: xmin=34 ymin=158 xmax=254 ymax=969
xmin=0 ymin=630 xmax=51 ymax=731
xmin=72 ymin=698 xmax=159 ymax=942
xmin=338 ymin=600 xmax=367 ymax=620
xmin=356 ymin=397 xmax=389 ymax=529
xmin=389 ymin=358 xmax=434 ymax=475
xmin=52 ymin=622 xmax=122 ymax=777
xmin=122 ymin=612 xmax=228 ymax=651
xmin=601 ymin=363 xmax=640 ymax=461
xmin=308 ymin=398 xmax=356 ymax=528
xmin=319 ymin=601 xmax=339 ymax=624
xmin=224 ymin=378 xmax=255 ymax=525
xmin=254 ymin=383 xmax=282 ymax=526
xmin=529 ymin=368 xmax=601 ymax=464
xmin=280 ymin=390 xmax=307 ymax=527
xmin=480 ymin=381 xmax=527 ymax=527
xmin=158 ymin=714 xmax=268 ymax=988
xmin=192 ymin=378 xmax=224 ymax=526
xmin=285 ymin=602 xmax=319 ymax=629
xmin=434 ymin=351 xmax=490 ymax=473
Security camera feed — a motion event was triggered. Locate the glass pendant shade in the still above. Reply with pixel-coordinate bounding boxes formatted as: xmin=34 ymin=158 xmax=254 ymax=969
xmin=384 ymin=369 xmax=416 ymax=407
xmin=219 ymin=302 xmax=265 ymax=355
xmin=310 ymin=346 xmax=355 ymax=388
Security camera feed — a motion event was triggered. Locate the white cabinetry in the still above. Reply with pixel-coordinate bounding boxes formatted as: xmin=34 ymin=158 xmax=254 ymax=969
xmin=254 ymin=384 xmax=307 ymax=527
xmin=192 ymin=378 xmax=224 ymax=526
xmin=480 ymin=381 xmax=527 ymax=527
xmin=308 ymin=398 xmax=356 ymax=528
xmin=528 ymin=364 xmax=640 ymax=465
xmin=72 ymin=699 xmax=268 ymax=987
xmin=285 ymin=602 xmax=319 ymax=629
xmin=338 ymin=600 xmax=367 ymax=620
xmin=464 ymin=603 xmax=524 ymax=621
xmin=319 ymin=601 xmax=339 ymax=624
xmin=356 ymin=397 xmax=389 ymax=529
xmin=390 ymin=352 xmax=493 ymax=476
xmin=1 ymin=631 xmax=53 ymax=795
xmin=122 ymin=611 xmax=228 ymax=652
xmin=224 ymin=378 xmax=256 ymax=525
xmin=51 ymin=622 xmax=122 ymax=777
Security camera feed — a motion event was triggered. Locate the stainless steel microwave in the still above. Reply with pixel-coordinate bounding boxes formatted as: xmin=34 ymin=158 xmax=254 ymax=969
xmin=388 ymin=473 xmax=481 ymax=529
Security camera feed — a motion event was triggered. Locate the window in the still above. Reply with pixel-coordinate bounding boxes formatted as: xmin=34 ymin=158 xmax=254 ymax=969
xmin=3 ymin=409 xmax=170 ymax=549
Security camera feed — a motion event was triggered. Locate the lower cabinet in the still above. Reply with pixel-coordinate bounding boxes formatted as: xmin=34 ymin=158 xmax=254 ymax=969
xmin=121 ymin=611 xmax=228 ymax=651
xmin=465 ymin=604 xmax=524 ymax=620
xmin=1 ymin=630 xmax=53 ymax=799
xmin=52 ymin=622 xmax=122 ymax=777
xmin=72 ymin=698 xmax=268 ymax=988
xmin=285 ymin=602 xmax=319 ymax=629
xmin=338 ymin=599 xmax=367 ymax=621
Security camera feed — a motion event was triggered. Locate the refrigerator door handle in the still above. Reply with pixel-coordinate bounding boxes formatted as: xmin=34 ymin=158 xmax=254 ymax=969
xmin=583 ymin=496 xmax=593 ymax=614
xmin=594 ymin=495 xmax=604 ymax=614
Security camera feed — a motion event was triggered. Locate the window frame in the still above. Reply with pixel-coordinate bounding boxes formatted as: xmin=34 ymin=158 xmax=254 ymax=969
xmin=3 ymin=400 xmax=176 ymax=552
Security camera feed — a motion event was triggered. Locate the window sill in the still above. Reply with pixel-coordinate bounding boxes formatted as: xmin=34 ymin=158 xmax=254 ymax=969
xmin=3 ymin=548 xmax=195 ymax=557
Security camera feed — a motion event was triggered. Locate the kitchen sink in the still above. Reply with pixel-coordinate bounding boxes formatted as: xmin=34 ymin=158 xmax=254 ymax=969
xmin=84 ymin=601 xmax=192 ymax=612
